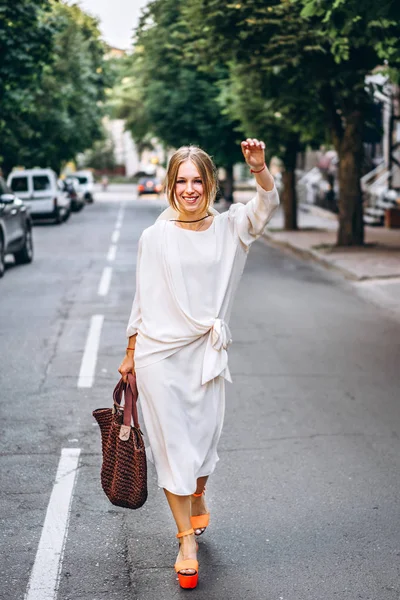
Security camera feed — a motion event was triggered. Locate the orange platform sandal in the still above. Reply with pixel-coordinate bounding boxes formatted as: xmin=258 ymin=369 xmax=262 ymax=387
xmin=174 ymin=528 xmax=199 ymax=589
xmin=191 ymin=487 xmax=210 ymax=536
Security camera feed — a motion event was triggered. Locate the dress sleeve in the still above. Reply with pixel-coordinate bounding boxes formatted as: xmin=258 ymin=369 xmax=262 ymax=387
xmin=126 ymin=234 xmax=143 ymax=338
xmin=228 ymin=182 xmax=280 ymax=249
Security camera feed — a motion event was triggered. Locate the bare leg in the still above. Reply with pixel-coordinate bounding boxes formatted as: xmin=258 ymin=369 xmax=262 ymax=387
xmin=194 ymin=475 xmax=208 ymax=495
xmin=191 ymin=476 xmax=209 ymax=535
xmin=164 ymin=489 xmax=197 ymax=575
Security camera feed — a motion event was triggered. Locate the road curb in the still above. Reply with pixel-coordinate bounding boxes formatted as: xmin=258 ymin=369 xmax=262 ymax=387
xmin=261 ymin=231 xmax=362 ymax=281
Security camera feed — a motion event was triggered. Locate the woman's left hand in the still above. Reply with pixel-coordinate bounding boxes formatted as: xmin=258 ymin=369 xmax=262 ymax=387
xmin=241 ymin=138 xmax=265 ymax=170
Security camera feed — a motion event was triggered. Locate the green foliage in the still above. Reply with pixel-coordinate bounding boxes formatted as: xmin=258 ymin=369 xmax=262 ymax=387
xmin=293 ymin=0 xmax=400 ymax=64
xmin=0 ymin=0 xmax=55 ymax=172
xmin=185 ymin=0 xmax=400 ymax=241
xmin=114 ymin=0 xmax=244 ymax=170
xmin=26 ymin=2 xmax=109 ymax=171
xmin=186 ymin=0 xmax=400 ymax=141
xmin=184 ymin=0 xmax=327 ymax=166
xmin=0 ymin=0 xmax=110 ymax=174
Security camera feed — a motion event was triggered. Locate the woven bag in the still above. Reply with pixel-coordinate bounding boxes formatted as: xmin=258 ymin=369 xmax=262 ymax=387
xmin=92 ymin=373 xmax=147 ymax=509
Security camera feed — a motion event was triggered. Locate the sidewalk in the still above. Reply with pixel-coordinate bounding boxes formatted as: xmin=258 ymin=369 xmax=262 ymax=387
xmin=232 ymin=188 xmax=400 ymax=318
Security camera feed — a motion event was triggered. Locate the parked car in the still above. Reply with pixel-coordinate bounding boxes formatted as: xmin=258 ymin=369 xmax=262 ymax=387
xmin=0 ymin=177 xmax=34 ymax=278
xmin=7 ymin=168 xmax=71 ymax=224
xmin=137 ymin=176 xmax=163 ymax=196
xmin=72 ymin=170 xmax=95 ymax=203
xmin=59 ymin=177 xmax=85 ymax=212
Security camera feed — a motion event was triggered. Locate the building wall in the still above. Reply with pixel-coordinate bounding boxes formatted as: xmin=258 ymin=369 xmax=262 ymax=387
xmin=103 ymin=117 xmax=140 ymax=177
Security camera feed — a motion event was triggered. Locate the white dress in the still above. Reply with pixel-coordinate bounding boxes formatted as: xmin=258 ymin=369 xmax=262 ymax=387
xmin=126 ymin=183 xmax=279 ymax=495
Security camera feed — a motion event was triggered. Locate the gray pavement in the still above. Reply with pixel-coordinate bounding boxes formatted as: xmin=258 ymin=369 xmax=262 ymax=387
xmin=235 ymin=187 xmax=400 ymax=321
xmin=0 ymin=189 xmax=399 ymax=600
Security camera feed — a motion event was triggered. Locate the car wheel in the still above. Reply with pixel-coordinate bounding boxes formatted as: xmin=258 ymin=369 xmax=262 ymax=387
xmin=72 ymin=201 xmax=84 ymax=212
xmin=63 ymin=207 xmax=71 ymax=222
xmin=14 ymin=227 xmax=34 ymax=265
xmin=54 ymin=207 xmax=62 ymax=224
xmin=0 ymin=235 xmax=5 ymax=278
xmin=85 ymin=193 xmax=94 ymax=204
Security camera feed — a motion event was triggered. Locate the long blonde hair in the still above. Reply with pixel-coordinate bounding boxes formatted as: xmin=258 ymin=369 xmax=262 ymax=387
xmin=164 ymin=146 xmax=218 ymax=213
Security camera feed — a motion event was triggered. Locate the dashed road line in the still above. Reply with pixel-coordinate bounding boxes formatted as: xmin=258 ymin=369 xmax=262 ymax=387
xmin=77 ymin=314 xmax=104 ymax=388
xmin=107 ymin=244 xmax=117 ymax=262
xmin=98 ymin=266 xmax=113 ymax=297
xmin=26 ymin=202 xmax=124 ymax=599
xmin=111 ymin=230 xmax=120 ymax=244
xmin=24 ymin=448 xmax=81 ymax=600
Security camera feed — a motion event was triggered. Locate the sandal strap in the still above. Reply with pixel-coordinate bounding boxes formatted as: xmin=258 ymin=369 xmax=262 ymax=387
xmin=174 ymin=559 xmax=198 ymax=574
xmin=176 ymin=528 xmax=195 ymax=539
xmin=191 ymin=513 xmax=210 ymax=529
xmin=192 ymin=486 xmax=206 ymax=498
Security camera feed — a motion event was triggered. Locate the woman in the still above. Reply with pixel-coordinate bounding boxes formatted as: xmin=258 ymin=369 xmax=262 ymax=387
xmin=118 ymin=138 xmax=279 ymax=589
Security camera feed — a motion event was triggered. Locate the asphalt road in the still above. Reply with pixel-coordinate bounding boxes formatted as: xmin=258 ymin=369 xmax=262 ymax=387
xmin=0 ymin=186 xmax=399 ymax=600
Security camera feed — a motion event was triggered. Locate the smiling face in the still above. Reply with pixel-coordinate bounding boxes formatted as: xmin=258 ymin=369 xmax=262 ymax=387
xmin=165 ymin=146 xmax=218 ymax=216
xmin=174 ymin=160 xmax=207 ymax=217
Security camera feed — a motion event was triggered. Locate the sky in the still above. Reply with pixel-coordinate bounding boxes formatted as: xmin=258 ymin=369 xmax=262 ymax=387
xmin=77 ymin=0 xmax=149 ymax=49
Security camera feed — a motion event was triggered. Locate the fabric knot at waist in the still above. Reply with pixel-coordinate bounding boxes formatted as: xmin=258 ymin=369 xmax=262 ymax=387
xmin=201 ymin=318 xmax=233 ymax=385
xmin=210 ymin=318 xmax=232 ymax=351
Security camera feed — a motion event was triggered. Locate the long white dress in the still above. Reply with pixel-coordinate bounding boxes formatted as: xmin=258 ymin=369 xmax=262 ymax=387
xmin=126 ymin=183 xmax=279 ymax=495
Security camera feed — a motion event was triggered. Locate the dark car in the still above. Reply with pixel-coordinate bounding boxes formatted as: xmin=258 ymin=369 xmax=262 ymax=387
xmin=0 ymin=177 xmax=33 ymax=278
xmin=137 ymin=177 xmax=162 ymax=196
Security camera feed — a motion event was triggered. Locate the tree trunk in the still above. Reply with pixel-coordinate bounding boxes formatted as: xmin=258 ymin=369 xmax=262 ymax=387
xmin=222 ymin=163 xmax=234 ymax=204
xmin=336 ymin=111 xmax=364 ymax=246
xmin=282 ymin=137 xmax=298 ymax=230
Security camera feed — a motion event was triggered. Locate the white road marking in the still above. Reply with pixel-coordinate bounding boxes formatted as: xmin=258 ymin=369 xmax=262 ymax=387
xmin=77 ymin=314 xmax=104 ymax=388
xmin=24 ymin=448 xmax=81 ymax=600
xmin=115 ymin=204 xmax=125 ymax=229
xmin=98 ymin=266 xmax=113 ymax=297
xmin=111 ymin=230 xmax=120 ymax=244
xmin=107 ymin=244 xmax=117 ymax=262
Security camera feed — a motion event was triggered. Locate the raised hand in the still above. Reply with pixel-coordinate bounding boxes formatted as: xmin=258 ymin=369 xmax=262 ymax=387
xmin=241 ymin=138 xmax=266 ymax=171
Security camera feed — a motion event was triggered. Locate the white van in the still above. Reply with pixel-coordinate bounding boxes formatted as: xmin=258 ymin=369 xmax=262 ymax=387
xmin=73 ymin=170 xmax=95 ymax=203
xmin=7 ymin=168 xmax=71 ymax=224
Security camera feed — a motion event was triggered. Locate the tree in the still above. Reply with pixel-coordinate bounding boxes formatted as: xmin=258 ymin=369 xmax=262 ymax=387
xmin=115 ymin=0 xmax=244 ymax=202
xmin=0 ymin=1 xmax=111 ymax=174
xmin=186 ymin=0 xmax=400 ymax=245
xmin=24 ymin=2 xmax=109 ymax=172
xmin=183 ymin=0 xmax=328 ymax=230
xmin=217 ymin=62 xmax=326 ymax=229
xmin=0 ymin=0 xmax=55 ymax=174
xmin=293 ymin=0 xmax=400 ymax=245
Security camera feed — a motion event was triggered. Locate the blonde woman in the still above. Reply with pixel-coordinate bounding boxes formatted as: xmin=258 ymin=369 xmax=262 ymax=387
xmin=118 ymin=139 xmax=279 ymax=589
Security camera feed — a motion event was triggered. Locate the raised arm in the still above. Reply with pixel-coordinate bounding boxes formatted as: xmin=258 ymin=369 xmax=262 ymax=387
xmin=230 ymin=138 xmax=279 ymax=249
xmin=241 ymin=138 xmax=275 ymax=193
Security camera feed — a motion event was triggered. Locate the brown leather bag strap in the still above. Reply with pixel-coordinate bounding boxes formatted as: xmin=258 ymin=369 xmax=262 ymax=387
xmin=113 ymin=378 xmax=125 ymax=407
xmin=112 ymin=375 xmax=140 ymax=429
xmin=126 ymin=373 xmax=140 ymax=429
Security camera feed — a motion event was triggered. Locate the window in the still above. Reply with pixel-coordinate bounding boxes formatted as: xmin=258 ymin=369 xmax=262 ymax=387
xmin=33 ymin=176 xmax=51 ymax=191
xmin=10 ymin=176 xmax=28 ymax=192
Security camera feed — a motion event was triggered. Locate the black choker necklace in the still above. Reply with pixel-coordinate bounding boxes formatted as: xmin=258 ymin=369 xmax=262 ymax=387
xmin=170 ymin=215 xmax=210 ymax=223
